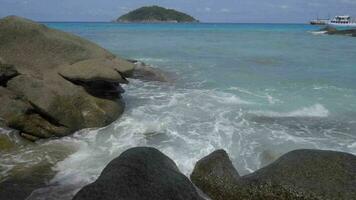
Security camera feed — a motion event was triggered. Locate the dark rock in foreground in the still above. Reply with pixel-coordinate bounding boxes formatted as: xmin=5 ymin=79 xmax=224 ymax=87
xmin=322 ymin=27 xmax=356 ymax=37
xmin=74 ymin=147 xmax=204 ymax=200
xmin=191 ymin=149 xmax=356 ymax=200
xmin=190 ymin=150 xmax=241 ymax=200
xmin=0 ymin=16 xmax=135 ymax=140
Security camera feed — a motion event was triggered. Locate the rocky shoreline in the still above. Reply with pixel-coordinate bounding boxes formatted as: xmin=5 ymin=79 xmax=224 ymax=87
xmin=72 ymin=147 xmax=356 ymax=200
xmin=0 ymin=16 xmax=133 ymax=141
xmin=1 ymin=16 xmax=356 ymax=200
xmin=0 ymin=16 xmax=170 ymax=141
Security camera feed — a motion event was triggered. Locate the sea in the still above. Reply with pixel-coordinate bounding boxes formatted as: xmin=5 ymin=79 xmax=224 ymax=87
xmin=1 ymin=23 xmax=356 ymax=199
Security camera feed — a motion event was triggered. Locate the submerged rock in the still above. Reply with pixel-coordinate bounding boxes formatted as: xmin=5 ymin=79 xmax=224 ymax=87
xmin=191 ymin=149 xmax=356 ymax=200
xmin=0 ymin=134 xmax=76 ymax=200
xmin=0 ymin=161 xmax=55 ymax=200
xmin=0 ymin=16 xmax=135 ymax=140
xmin=74 ymin=147 xmax=204 ymax=200
xmin=129 ymin=60 xmax=172 ymax=82
xmin=0 ymin=131 xmax=16 ymax=151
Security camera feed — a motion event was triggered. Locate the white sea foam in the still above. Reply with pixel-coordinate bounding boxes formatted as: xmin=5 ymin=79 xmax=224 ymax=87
xmin=228 ymin=86 xmax=280 ymax=104
xmin=310 ymin=31 xmax=327 ymax=35
xmin=134 ymin=57 xmax=168 ymax=63
xmin=8 ymin=80 xmax=356 ymax=200
xmin=250 ymin=104 xmax=330 ymax=118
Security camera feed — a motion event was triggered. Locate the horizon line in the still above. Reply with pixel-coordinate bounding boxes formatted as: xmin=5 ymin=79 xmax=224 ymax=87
xmin=40 ymin=21 xmax=309 ymax=25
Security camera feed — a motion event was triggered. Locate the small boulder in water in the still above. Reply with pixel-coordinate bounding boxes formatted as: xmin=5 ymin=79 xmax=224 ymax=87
xmin=191 ymin=149 xmax=356 ymax=200
xmin=129 ymin=60 xmax=172 ymax=82
xmin=74 ymin=147 xmax=204 ymax=200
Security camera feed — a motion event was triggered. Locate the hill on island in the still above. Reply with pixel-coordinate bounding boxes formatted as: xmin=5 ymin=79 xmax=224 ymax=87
xmin=117 ymin=6 xmax=198 ymax=23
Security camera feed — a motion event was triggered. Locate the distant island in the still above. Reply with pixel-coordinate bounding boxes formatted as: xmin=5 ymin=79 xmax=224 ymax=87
xmin=116 ymin=6 xmax=199 ymax=23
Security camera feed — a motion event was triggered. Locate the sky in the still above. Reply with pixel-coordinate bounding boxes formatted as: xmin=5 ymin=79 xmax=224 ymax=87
xmin=1 ymin=0 xmax=356 ymax=23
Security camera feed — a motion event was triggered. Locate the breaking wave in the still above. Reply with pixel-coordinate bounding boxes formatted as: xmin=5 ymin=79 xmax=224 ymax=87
xmin=249 ymin=104 xmax=329 ymax=118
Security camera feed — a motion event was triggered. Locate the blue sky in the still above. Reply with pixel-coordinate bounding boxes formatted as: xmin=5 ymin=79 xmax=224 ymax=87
xmin=1 ymin=0 xmax=356 ymax=23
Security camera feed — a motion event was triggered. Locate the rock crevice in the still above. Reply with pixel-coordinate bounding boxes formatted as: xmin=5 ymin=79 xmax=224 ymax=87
xmin=0 ymin=63 xmax=19 ymax=87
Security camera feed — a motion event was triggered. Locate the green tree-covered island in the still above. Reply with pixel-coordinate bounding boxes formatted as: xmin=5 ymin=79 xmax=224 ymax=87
xmin=117 ymin=6 xmax=199 ymax=23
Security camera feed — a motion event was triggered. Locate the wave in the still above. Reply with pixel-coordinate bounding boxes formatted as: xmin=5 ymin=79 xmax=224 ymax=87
xmin=249 ymin=104 xmax=329 ymax=118
xmin=310 ymin=31 xmax=327 ymax=35
xmin=134 ymin=57 xmax=168 ymax=63
xmin=228 ymin=86 xmax=280 ymax=104
xmin=210 ymin=91 xmax=254 ymax=105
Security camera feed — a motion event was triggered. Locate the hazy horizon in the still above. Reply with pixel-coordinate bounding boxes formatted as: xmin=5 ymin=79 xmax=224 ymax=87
xmin=1 ymin=0 xmax=356 ymax=23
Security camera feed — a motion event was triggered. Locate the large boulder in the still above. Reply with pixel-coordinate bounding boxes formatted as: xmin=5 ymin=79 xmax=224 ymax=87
xmin=74 ymin=147 xmax=204 ymax=200
xmin=0 ymin=16 xmax=135 ymax=140
xmin=191 ymin=149 xmax=356 ymax=200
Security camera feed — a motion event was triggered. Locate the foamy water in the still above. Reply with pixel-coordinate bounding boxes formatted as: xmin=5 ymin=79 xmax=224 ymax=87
xmin=27 ymin=79 xmax=356 ymax=199
xmin=249 ymin=104 xmax=330 ymax=118
xmin=1 ymin=23 xmax=356 ymax=199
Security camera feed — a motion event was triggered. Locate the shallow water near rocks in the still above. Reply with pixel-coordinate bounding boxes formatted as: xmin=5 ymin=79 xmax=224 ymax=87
xmin=1 ymin=23 xmax=356 ymax=199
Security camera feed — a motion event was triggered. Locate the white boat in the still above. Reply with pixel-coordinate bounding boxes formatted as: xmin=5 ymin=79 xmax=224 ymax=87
xmin=327 ymin=15 xmax=356 ymax=29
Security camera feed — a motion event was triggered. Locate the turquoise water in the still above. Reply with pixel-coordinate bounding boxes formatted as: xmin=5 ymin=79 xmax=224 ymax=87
xmin=4 ymin=23 xmax=356 ymax=199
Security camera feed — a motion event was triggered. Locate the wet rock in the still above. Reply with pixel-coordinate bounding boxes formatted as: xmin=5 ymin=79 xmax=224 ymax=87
xmin=322 ymin=27 xmax=356 ymax=37
xmin=191 ymin=149 xmax=356 ymax=200
xmin=0 ymin=16 xmax=134 ymax=140
xmin=0 ymin=131 xmax=16 ymax=151
xmin=0 ymin=137 xmax=76 ymax=200
xmin=111 ymin=58 xmax=136 ymax=77
xmin=0 ymin=163 xmax=54 ymax=200
xmin=191 ymin=150 xmax=240 ymax=200
xmin=129 ymin=60 xmax=172 ymax=82
xmin=74 ymin=147 xmax=204 ymax=200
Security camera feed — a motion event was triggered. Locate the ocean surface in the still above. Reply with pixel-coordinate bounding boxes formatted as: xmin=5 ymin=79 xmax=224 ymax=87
xmin=1 ymin=23 xmax=356 ymax=199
